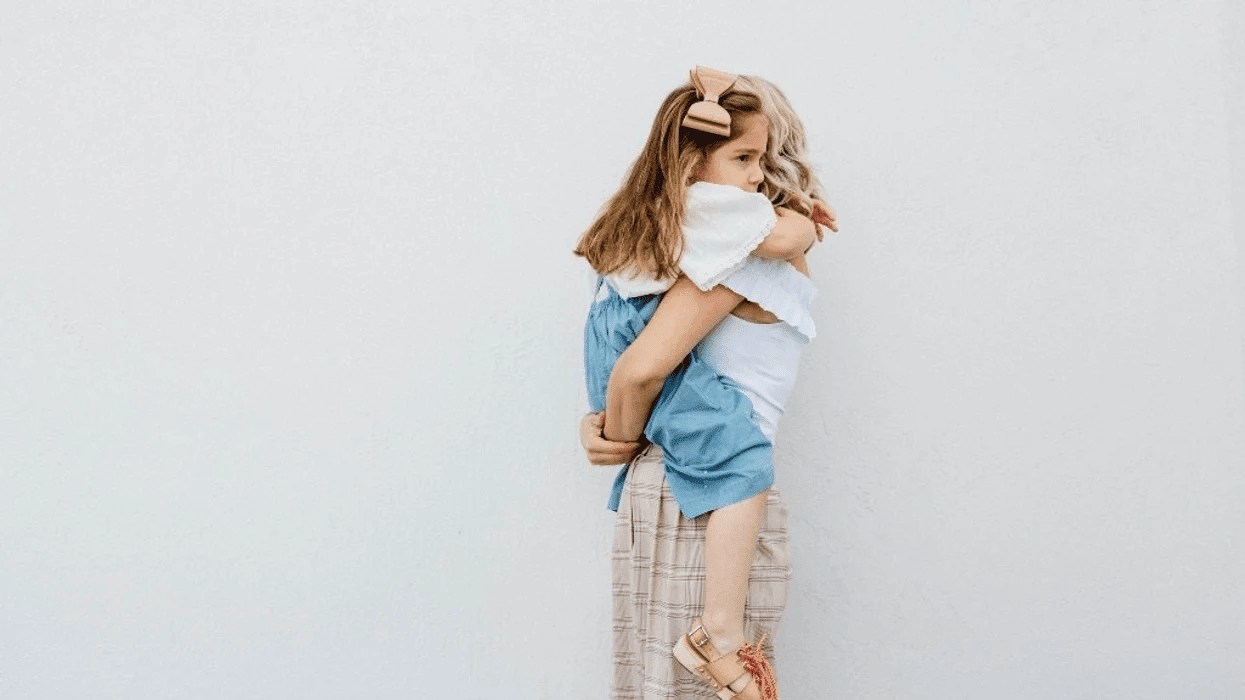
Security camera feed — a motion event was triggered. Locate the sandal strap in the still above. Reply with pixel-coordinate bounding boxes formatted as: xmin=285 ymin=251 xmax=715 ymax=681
xmin=688 ymin=624 xmax=720 ymax=659
xmin=704 ymin=654 xmax=751 ymax=693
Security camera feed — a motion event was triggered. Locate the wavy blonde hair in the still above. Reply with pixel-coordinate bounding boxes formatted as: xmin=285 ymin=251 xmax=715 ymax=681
xmin=574 ymin=73 xmax=824 ymax=281
xmin=738 ymin=75 xmax=826 ymax=215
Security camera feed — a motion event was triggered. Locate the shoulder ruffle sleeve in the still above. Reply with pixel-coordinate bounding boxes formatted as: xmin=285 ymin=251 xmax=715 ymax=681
xmin=718 ymin=257 xmax=818 ymax=342
xmin=680 ymin=182 xmax=777 ymax=292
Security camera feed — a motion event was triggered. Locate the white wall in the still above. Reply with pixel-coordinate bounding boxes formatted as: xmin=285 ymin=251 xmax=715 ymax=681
xmin=1230 ymin=0 xmax=1245 ymax=385
xmin=2 ymin=1 xmax=1242 ymax=698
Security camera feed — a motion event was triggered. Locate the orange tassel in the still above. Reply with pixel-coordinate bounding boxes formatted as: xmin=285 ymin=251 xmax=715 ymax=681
xmin=736 ymin=634 xmax=779 ymax=700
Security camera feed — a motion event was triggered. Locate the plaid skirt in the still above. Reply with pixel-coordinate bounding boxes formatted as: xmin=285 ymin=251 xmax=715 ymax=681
xmin=611 ymin=444 xmax=792 ymax=699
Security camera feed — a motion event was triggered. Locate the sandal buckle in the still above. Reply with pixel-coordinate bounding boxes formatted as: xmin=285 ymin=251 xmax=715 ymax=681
xmin=690 ymin=625 xmax=711 ymax=649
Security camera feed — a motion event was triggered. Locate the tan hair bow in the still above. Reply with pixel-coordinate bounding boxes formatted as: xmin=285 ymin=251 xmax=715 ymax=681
xmin=682 ymin=65 xmax=737 ymax=137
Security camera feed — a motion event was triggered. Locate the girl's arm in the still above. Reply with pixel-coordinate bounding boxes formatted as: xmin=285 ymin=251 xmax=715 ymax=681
xmin=752 ymin=198 xmax=838 ymax=260
xmin=751 ymin=207 xmax=818 ymax=260
xmin=603 ymin=277 xmax=744 ymax=442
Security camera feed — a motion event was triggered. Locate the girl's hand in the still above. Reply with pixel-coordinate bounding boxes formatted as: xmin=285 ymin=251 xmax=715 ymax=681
xmin=809 ymin=198 xmax=838 ymax=238
xmin=579 ymin=412 xmax=643 ymax=466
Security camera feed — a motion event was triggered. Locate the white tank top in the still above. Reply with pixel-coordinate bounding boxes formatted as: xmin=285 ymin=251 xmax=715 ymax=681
xmin=697 ymin=314 xmax=805 ymax=442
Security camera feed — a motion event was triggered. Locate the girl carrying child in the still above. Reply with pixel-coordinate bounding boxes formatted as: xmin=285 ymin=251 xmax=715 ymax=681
xmin=575 ymin=66 xmax=835 ymax=700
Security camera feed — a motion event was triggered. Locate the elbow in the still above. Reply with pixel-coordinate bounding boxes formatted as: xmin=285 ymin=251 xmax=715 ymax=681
xmin=761 ymin=211 xmax=816 ymax=259
xmin=612 ymin=353 xmax=668 ymax=394
xmin=774 ymin=232 xmax=806 ymax=259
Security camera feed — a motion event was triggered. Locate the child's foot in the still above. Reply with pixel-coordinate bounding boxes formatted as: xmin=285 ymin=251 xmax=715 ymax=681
xmin=672 ymin=619 xmax=778 ymax=700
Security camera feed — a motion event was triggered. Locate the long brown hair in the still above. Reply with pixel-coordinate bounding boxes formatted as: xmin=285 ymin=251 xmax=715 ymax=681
xmin=573 ymin=83 xmax=765 ymax=281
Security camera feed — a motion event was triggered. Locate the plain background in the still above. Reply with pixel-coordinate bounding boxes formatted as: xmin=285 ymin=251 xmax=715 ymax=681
xmin=3 ymin=1 xmax=1245 ymax=698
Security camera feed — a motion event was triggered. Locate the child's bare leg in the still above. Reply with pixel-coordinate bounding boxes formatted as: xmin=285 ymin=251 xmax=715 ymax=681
xmin=700 ymin=490 xmax=767 ymax=655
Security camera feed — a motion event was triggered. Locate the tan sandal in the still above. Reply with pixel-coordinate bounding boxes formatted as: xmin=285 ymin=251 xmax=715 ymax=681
xmin=672 ymin=619 xmax=779 ymax=700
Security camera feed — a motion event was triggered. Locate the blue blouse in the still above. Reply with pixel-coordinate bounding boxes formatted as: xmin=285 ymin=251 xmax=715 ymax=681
xmin=583 ymin=280 xmax=773 ymax=519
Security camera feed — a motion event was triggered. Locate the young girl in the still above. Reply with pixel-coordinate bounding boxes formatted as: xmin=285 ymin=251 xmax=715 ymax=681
xmin=575 ymin=67 xmax=833 ymax=700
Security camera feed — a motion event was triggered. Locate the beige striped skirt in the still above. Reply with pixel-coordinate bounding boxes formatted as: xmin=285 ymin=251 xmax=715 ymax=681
xmin=611 ymin=444 xmax=792 ymax=699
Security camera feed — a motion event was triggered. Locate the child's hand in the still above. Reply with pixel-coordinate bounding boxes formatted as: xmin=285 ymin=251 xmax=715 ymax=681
xmin=809 ymin=198 xmax=838 ymax=238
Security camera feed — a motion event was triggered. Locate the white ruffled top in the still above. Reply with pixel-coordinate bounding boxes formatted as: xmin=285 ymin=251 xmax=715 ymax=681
xmin=716 ymin=257 xmax=817 ymax=342
xmin=603 ymin=181 xmax=817 ymax=342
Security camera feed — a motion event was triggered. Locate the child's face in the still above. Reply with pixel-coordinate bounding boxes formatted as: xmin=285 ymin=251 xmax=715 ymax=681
xmin=697 ymin=114 xmax=768 ymax=193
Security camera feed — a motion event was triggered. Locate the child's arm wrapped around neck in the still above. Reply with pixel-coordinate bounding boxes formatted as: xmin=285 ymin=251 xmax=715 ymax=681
xmin=752 ymin=206 xmax=817 ymax=260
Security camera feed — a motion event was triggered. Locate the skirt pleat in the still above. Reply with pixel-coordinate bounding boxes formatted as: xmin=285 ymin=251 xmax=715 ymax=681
xmin=611 ymin=445 xmax=792 ymax=699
